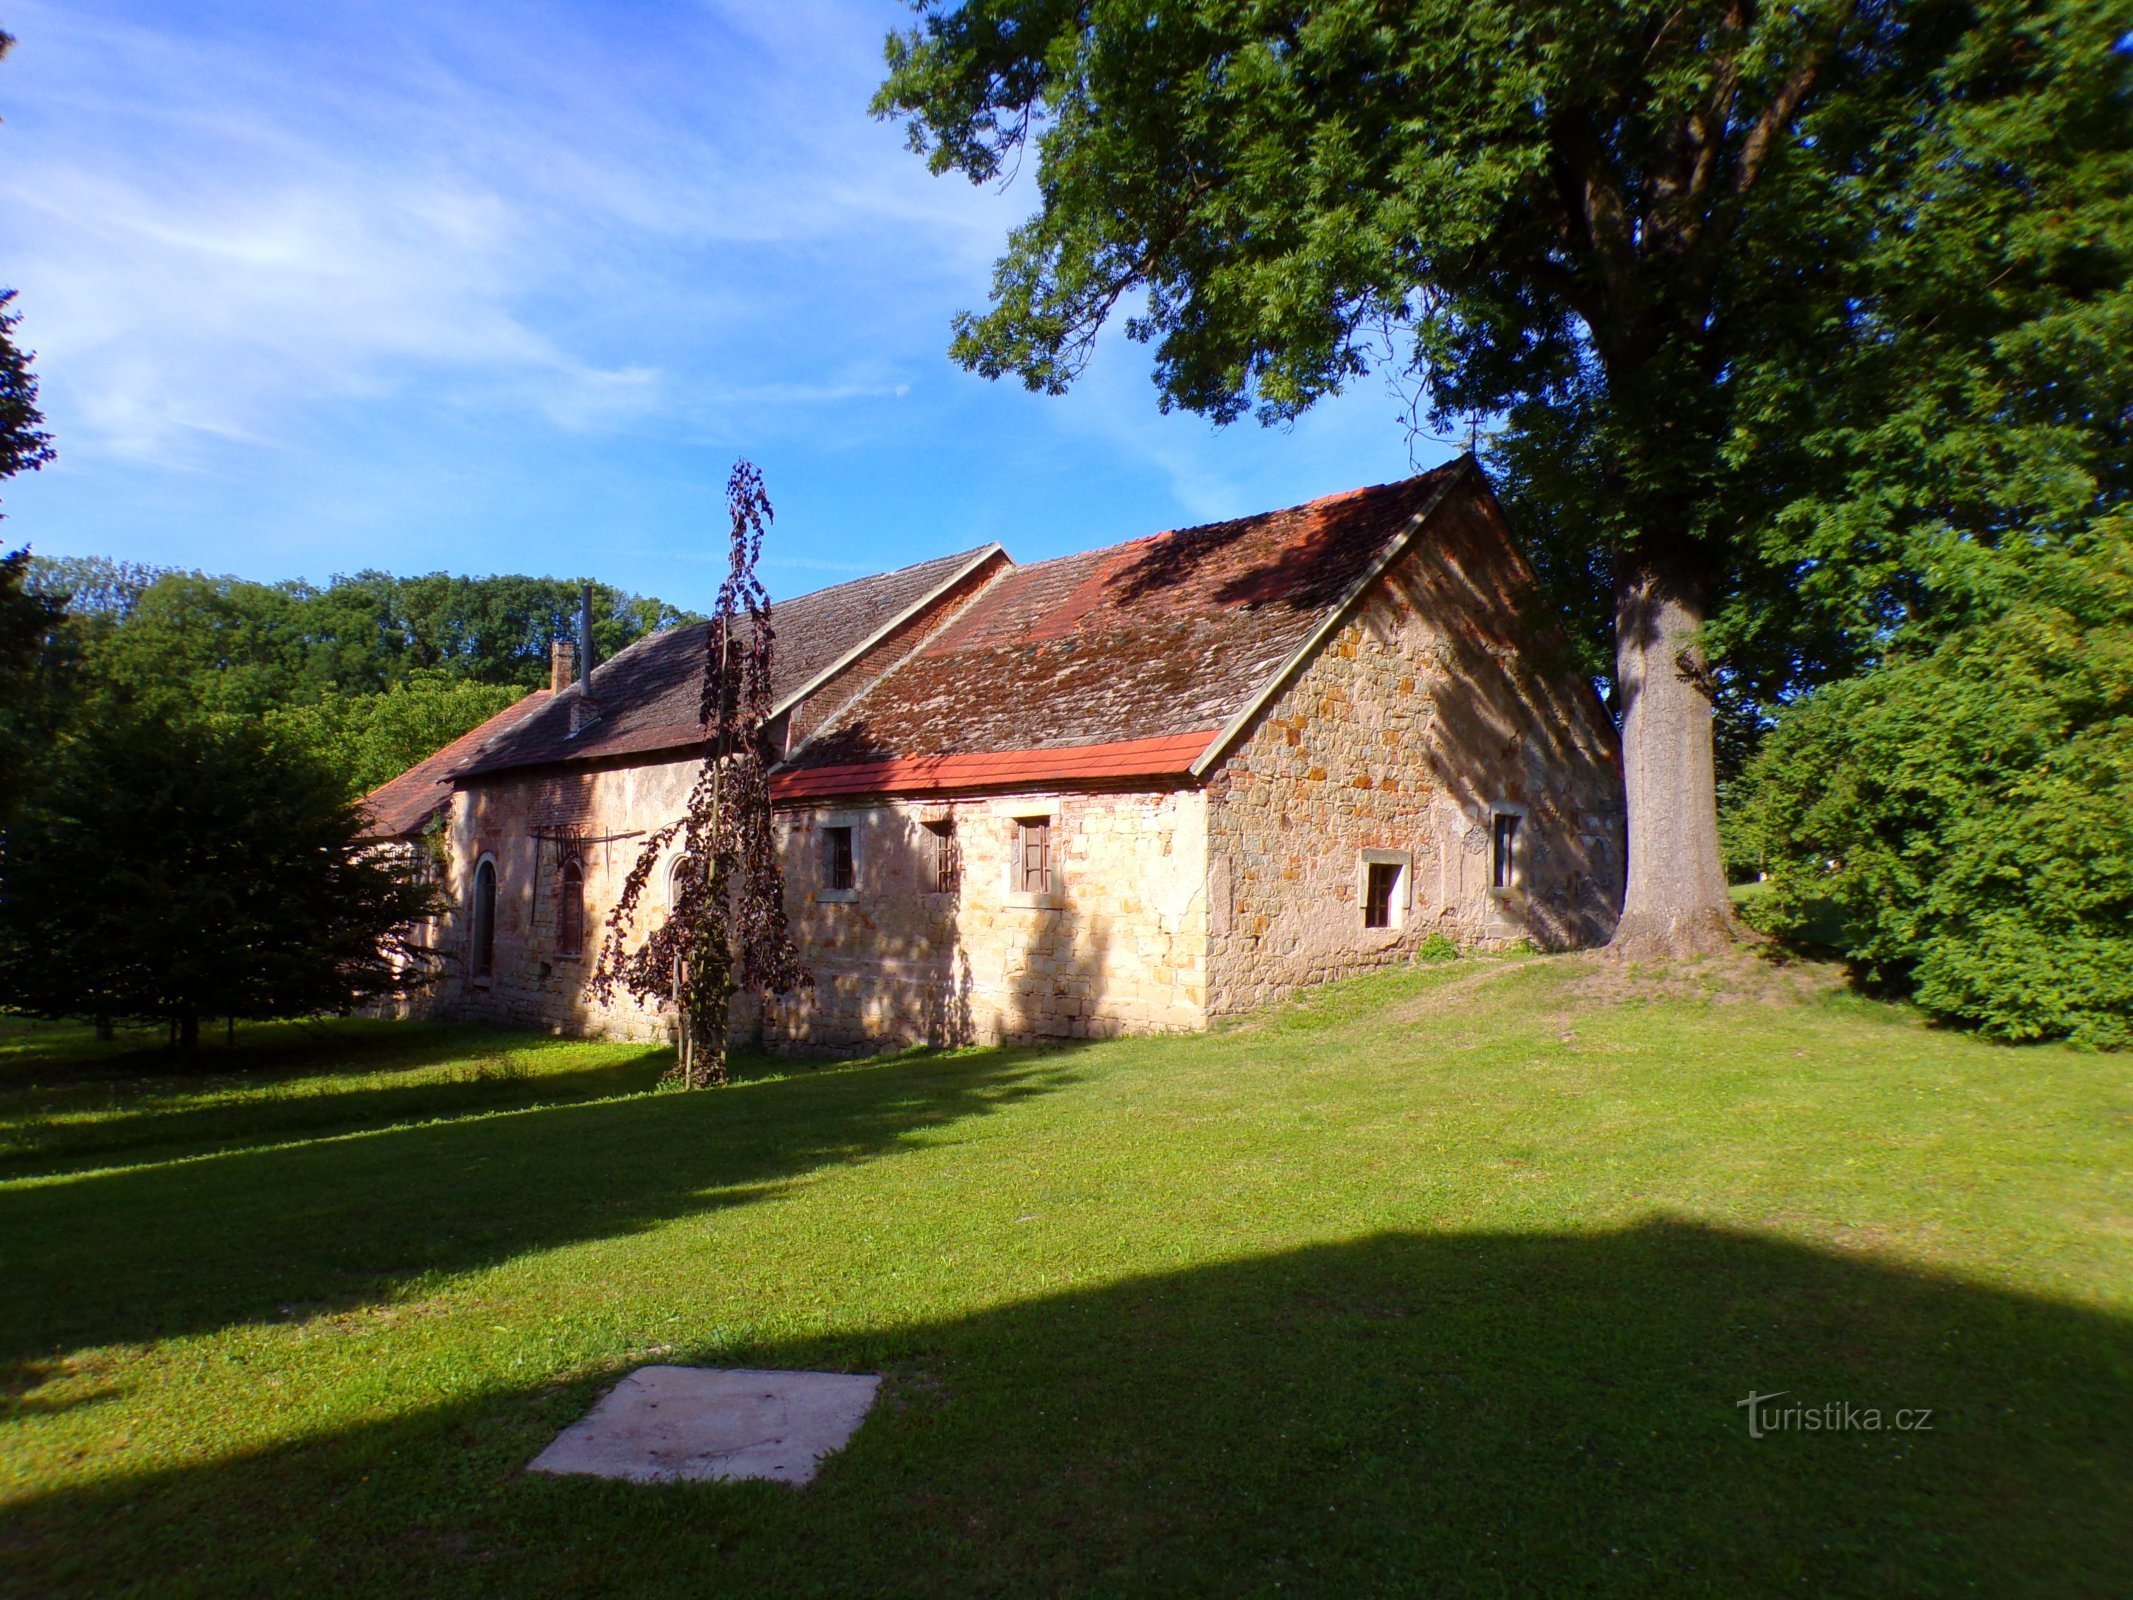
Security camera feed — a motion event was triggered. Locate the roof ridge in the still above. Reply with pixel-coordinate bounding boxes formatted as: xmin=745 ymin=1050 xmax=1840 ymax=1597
xmin=771 ymin=541 xmax=1001 ymax=606
xmin=998 ymin=462 xmax=1463 ymax=576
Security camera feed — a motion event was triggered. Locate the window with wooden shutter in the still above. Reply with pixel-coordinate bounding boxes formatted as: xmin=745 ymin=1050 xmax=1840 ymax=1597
xmin=1363 ymin=861 xmax=1399 ymax=929
xmin=1016 ymin=817 xmax=1051 ymax=896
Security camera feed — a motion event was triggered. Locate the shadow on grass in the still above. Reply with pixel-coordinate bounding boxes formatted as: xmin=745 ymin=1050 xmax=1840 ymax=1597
xmin=0 ymin=1045 xmax=1089 ymax=1372
xmin=0 ymin=1043 xmax=687 ymax=1180
xmin=6 ymin=1219 xmax=2127 ymax=1597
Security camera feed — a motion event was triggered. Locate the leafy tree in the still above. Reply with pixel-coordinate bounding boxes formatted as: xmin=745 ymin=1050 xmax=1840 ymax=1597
xmin=592 ymin=463 xmax=808 ymax=1087
xmin=0 ymin=703 xmax=438 ymax=1051
xmin=0 ymin=547 xmax=65 ymax=826
xmin=0 ymin=288 xmax=53 ymax=494
xmin=1734 ymin=529 xmax=2133 ymax=1047
xmin=875 ymin=0 xmax=2133 ymax=957
xmin=0 ymin=37 xmax=60 ymax=828
xmin=264 ymin=673 xmax=525 ymax=798
xmin=24 ymin=554 xmax=162 ymax=622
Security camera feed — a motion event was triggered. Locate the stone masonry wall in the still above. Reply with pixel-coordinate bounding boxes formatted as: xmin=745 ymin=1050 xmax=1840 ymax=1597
xmin=425 ymin=758 xmax=1208 ymax=1050
xmin=1204 ymin=492 xmax=1624 ymax=1014
xmin=769 ymin=789 xmax=1207 ymax=1050
xmin=431 ymin=756 xmax=698 ymax=1042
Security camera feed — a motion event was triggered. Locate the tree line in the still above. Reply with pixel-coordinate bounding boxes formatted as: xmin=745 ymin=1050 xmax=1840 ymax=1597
xmin=26 ymin=557 xmax=699 ymax=795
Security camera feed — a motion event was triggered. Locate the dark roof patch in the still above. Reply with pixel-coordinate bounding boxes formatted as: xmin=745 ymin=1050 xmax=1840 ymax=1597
xmin=459 ymin=544 xmax=1002 ymax=777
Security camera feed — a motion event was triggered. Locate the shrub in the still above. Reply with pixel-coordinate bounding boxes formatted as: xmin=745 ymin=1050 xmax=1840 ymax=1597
xmin=1733 ymin=528 xmax=2133 ymax=1048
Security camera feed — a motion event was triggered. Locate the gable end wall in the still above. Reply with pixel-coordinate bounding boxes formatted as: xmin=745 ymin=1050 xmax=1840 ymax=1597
xmin=1203 ymin=486 xmax=1624 ymax=1014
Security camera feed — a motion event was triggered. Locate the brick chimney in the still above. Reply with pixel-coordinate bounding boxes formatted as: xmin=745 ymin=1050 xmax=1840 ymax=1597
xmin=549 ymin=639 xmax=576 ymax=693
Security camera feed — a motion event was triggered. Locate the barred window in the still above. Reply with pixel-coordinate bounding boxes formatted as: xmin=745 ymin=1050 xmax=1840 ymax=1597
xmin=822 ymin=826 xmax=856 ymax=893
xmin=558 ymin=857 xmax=586 ymax=956
xmin=924 ymin=819 xmax=959 ymax=894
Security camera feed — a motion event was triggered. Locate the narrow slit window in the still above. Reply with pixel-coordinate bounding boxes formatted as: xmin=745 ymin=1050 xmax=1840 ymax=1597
xmin=924 ymin=819 xmax=959 ymax=894
xmin=822 ymin=825 xmax=856 ymax=892
xmin=1492 ymin=812 xmax=1522 ymax=891
xmin=1364 ymin=860 xmax=1401 ymax=929
xmin=557 ymin=857 xmax=586 ymax=956
xmin=1016 ymin=817 xmax=1052 ymax=895
xmin=471 ymin=859 xmax=498 ymax=979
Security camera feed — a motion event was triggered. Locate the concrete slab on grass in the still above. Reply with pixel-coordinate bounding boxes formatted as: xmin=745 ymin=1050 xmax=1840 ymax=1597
xmin=528 ymin=1366 xmax=882 ymax=1486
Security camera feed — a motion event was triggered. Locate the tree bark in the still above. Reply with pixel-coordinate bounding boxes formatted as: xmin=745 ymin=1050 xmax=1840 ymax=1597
xmin=1607 ymin=556 xmax=1743 ymax=959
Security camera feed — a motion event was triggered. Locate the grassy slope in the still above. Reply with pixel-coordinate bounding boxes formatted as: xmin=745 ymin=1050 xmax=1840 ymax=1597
xmin=0 ymin=959 xmax=2127 ymax=1597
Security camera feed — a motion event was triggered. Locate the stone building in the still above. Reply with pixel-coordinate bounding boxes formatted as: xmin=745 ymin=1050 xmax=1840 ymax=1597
xmin=367 ymin=459 xmax=1624 ymax=1048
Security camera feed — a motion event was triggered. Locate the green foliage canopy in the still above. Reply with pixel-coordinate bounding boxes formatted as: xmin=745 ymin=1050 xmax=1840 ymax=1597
xmin=1734 ymin=529 xmax=2133 ymax=1048
xmin=23 ymin=562 xmax=699 ymax=797
xmin=877 ymin=0 xmax=2133 ymax=701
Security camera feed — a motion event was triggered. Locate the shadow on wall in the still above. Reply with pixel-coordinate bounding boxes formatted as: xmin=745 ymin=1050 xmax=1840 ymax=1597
xmin=760 ymin=811 xmax=978 ymax=1053
xmin=8 ymin=1220 xmax=2128 ymax=1595
xmin=1001 ymin=887 xmax=1113 ymax=1048
xmin=766 ymin=809 xmax=1120 ymax=1053
xmin=0 ymin=1044 xmax=1087 ymax=1370
xmin=1397 ymin=519 xmax=1624 ymax=948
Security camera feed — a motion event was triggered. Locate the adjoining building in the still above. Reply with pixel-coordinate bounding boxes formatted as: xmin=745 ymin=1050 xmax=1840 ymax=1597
xmin=366 ymin=459 xmax=1625 ymax=1049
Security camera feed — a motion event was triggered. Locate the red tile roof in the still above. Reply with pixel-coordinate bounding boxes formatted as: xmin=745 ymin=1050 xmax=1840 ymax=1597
xmin=457 ymin=545 xmax=1004 ymax=779
xmin=393 ymin=463 xmax=1479 ymax=808
xmin=781 ymin=463 xmax=1470 ymax=790
xmin=769 ymin=730 xmax=1221 ymax=801
xmin=359 ymin=689 xmax=553 ymax=838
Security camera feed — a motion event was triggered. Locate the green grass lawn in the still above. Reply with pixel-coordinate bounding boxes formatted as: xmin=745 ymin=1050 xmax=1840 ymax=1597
xmin=2 ymin=957 xmax=2128 ymax=1597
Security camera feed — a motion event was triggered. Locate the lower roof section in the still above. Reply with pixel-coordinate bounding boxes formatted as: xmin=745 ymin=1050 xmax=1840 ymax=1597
xmin=768 ymin=729 xmax=1220 ymax=803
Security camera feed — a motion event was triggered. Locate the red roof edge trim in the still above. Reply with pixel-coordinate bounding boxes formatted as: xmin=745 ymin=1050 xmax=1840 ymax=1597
xmin=770 ymin=730 xmax=1220 ymax=802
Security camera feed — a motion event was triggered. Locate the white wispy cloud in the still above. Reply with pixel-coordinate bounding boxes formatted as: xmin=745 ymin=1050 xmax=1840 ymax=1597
xmin=0 ymin=0 xmax=1007 ymax=469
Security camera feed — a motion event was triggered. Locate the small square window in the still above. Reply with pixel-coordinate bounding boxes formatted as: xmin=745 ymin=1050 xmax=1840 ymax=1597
xmin=1491 ymin=812 xmax=1522 ymax=891
xmin=1015 ymin=817 xmax=1052 ymax=896
xmin=1364 ymin=860 xmax=1401 ymax=929
xmin=924 ymin=818 xmax=959 ymax=894
xmin=822 ymin=825 xmax=855 ymax=893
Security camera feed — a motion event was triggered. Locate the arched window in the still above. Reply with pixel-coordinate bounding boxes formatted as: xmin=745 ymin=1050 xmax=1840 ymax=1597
xmin=558 ymin=857 xmax=586 ymax=957
xmin=668 ymin=854 xmax=696 ymax=911
xmin=471 ymin=858 xmax=498 ymax=980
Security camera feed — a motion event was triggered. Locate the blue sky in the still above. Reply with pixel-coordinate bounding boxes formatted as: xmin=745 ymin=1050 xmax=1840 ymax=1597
xmin=0 ymin=0 xmax=1448 ymax=608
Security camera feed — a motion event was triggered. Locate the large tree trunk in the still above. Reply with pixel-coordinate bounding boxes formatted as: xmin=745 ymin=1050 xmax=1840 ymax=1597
xmin=1607 ymin=556 xmax=1742 ymax=960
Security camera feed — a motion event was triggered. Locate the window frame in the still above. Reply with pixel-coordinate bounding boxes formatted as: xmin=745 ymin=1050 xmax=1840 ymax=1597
xmin=557 ymin=854 xmax=587 ymax=958
xmin=1357 ymin=848 xmax=1412 ymax=935
xmin=922 ymin=817 xmax=960 ymax=896
xmin=1489 ymin=806 xmax=1528 ymax=896
xmin=817 ymin=819 xmax=860 ymax=903
xmin=469 ymin=854 xmax=499 ymax=983
xmin=997 ymin=805 xmax=1064 ymax=908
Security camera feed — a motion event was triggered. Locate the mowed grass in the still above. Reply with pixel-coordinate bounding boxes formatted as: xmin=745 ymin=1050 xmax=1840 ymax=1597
xmin=1 ymin=957 xmax=2128 ymax=1597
